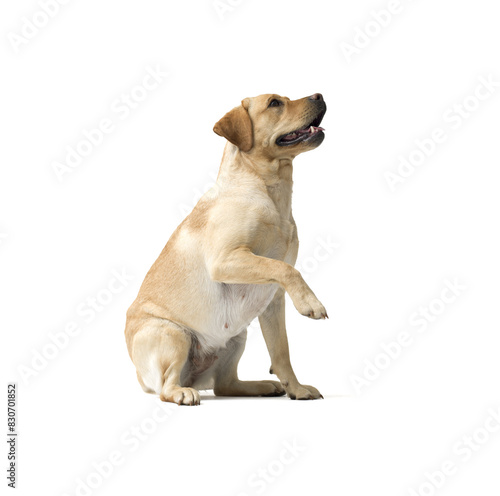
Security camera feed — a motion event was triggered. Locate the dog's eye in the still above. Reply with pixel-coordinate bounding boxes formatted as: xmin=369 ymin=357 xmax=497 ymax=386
xmin=268 ymin=99 xmax=282 ymax=108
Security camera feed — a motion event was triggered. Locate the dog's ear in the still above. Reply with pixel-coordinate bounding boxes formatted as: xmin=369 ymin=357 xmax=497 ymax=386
xmin=213 ymin=100 xmax=253 ymax=152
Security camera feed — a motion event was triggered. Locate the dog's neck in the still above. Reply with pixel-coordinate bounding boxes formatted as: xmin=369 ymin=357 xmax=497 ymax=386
xmin=217 ymin=143 xmax=294 ymax=218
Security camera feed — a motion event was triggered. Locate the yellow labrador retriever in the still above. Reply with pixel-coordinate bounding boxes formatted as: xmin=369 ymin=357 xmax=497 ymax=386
xmin=125 ymin=93 xmax=328 ymax=405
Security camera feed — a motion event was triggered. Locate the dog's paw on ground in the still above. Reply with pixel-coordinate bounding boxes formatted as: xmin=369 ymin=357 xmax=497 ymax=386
xmin=287 ymin=384 xmax=323 ymax=400
xmin=160 ymin=387 xmax=201 ymax=406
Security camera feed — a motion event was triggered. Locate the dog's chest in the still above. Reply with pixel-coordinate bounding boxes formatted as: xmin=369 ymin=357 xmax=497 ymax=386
xmin=221 ymin=282 xmax=279 ymax=334
xmin=256 ymin=182 xmax=296 ymax=258
xmin=223 ymin=282 xmax=278 ymax=317
xmin=196 ymin=177 xmax=295 ymax=350
xmin=199 ymin=282 xmax=278 ymax=351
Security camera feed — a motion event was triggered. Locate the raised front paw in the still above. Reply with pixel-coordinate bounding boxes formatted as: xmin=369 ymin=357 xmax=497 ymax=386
xmin=293 ymin=293 xmax=328 ymax=320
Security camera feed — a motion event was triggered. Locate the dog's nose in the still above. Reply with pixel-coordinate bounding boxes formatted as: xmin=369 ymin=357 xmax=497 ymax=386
xmin=309 ymin=93 xmax=324 ymax=101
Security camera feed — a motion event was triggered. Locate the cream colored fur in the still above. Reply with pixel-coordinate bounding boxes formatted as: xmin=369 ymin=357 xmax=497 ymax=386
xmin=125 ymin=93 xmax=328 ymax=405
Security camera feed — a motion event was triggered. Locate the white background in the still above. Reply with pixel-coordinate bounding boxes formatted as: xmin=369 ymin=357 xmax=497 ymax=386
xmin=1 ymin=0 xmax=500 ymax=495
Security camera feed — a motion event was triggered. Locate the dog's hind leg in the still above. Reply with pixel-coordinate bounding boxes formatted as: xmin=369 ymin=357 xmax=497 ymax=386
xmin=131 ymin=319 xmax=200 ymax=406
xmin=213 ymin=330 xmax=285 ymax=397
xmin=136 ymin=371 xmax=155 ymax=394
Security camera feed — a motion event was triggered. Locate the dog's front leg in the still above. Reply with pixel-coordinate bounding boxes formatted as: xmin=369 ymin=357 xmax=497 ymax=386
xmin=209 ymin=249 xmax=328 ymax=320
xmin=259 ymin=289 xmax=323 ymax=400
xmin=209 ymin=249 xmax=325 ymax=400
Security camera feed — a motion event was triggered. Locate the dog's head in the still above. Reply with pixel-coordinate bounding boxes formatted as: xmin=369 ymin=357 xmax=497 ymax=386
xmin=213 ymin=93 xmax=326 ymax=159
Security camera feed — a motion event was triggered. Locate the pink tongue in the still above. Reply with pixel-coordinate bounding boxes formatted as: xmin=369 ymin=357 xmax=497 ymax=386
xmin=283 ymin=126 xmax=324 ymax=141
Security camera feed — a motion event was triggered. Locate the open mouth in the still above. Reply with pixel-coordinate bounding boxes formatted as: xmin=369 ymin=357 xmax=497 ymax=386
xmin=276 ymin=108 xmax=326 ymax=146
